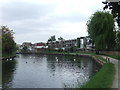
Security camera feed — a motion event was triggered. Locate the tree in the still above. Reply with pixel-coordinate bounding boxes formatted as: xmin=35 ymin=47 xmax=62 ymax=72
xmin=103 ymin=1 xmax=120 ymax=30
xmin=83 ymin=37 xmax=87 ymax=49
xmin=1 ymin=26 xmax=16 ymax=55
xmin=77 ymin=38 xmax=81 ymax=48
xmin=69 ymin=46 xmax=77 ymax=52
xmin=58 ymin=37 xmax=64 ymax=41
xmin=47 ymin=35 xmax=56 ymax=42
xmin=87 ymin=11 xmax=115 ymax=50
xmin=115 ymin=31 xmax=120 ymax=50
xmin=47 ymin=35 xmax=56 ymax=49
xmin=51 ymin=35 xmax=56 ymax=41
xmin=21 ymin=46 xmax=29 ymax=53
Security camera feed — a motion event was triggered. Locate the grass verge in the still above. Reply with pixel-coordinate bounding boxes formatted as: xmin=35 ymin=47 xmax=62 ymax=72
xmin=80 ymin=63 xmax=115 ymax=88
xmin=77 ymin=51 xmax=96 ymax=55
xmin=106 ymin=55 xmax=120 ymax=60
xmin=95 ymin=55 xmax=107 ymax=63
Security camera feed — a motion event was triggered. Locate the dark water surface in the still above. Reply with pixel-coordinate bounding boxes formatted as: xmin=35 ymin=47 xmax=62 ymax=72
xmin=3 ymin=54 xmax=101 ymax=88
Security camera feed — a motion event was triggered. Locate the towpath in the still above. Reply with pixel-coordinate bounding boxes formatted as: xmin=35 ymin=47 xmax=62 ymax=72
xmin=100 ymin=55 xmax=119 ymax=89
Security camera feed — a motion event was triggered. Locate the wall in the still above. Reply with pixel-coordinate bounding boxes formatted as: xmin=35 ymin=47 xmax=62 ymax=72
xmin=100 ymin=51 xmax=120 ymax=56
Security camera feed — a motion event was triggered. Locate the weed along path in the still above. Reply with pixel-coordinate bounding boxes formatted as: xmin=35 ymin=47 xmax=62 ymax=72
xmin=100 ymin=55 xmax=119 ymax=88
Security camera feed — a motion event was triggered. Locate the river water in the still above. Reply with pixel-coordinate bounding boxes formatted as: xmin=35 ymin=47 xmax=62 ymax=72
xmin=2 ymin=54 xmax=101 ymax=88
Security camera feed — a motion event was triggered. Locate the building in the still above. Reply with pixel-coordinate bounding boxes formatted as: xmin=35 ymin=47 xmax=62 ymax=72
xmin=21 ymin=42 xmax=33 ymax=52
xmin=85 ymin=36 xmax=93 ymax=50
xmin=78 ymin=36 xmax=93 ymax=50
xmin=47 ymin=39 xmax=77 ymax=50
xmin=47 ymin=36 xmax=93 ymax=51
xmin=34 ymin=43 xmax=47 ymax=52
xmin=20 ymin=36 xmax=93 ymax=53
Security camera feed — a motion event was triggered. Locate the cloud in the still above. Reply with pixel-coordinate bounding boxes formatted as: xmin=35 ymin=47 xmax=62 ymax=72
xmin=0 ymin=0 xmax=104 ymax=44
xmin=1 ymin=2 xmax=55 ymax=22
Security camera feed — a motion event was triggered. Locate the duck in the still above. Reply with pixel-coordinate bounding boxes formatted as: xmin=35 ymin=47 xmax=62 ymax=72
xmin=74 ymin=59 xmax=76 ymax=61
xmin=56 ymin=57 xmax=58 ymax=61
xmin=56 ymin=59 xmax=58 ymax=62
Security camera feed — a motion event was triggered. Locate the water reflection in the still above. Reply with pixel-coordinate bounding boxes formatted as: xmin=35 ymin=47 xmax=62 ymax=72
xmin=2 ymin=58 xmax=17 ymax=89
xmin=0 ymin=60 xmax=2 ymax=88
xmin=46 ymin=55 xmax=94 ymax=88
xmin=3 ymin=54 xmax=101 ymax=88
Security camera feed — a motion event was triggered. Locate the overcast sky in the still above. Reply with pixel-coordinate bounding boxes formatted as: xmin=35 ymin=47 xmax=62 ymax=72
xmin=0 ymin=0 xmax=105 ymax=44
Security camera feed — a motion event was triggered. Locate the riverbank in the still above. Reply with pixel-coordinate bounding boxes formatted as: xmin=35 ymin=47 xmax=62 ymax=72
xmin=101 ymin=55 xmax=119 ymax=88
xmin=21 ymin=51 xmax=120 ymax=60
xmin=1 ymin=55 xmax=16 ymax=60
xmin=1 ymin=54 xmax=16 ymax=60
xmin=81 ymin=63 xmax=115 ymax=88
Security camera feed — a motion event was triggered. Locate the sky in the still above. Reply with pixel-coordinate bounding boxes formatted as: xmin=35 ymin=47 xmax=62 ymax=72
xmin=0 ymin=0 xmax=105 ymax=44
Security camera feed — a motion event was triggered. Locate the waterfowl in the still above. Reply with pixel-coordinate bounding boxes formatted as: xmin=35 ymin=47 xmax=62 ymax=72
xmin=74 ymin=59 xmax=76 ymax=61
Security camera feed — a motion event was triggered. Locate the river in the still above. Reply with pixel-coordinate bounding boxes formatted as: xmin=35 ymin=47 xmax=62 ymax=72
xmin=2 ymin=54 xmax=101 ymax=89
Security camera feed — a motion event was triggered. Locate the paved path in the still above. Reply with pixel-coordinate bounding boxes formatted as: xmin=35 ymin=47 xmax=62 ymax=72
xmin=100 ymin=55 xmax=119 ymax=89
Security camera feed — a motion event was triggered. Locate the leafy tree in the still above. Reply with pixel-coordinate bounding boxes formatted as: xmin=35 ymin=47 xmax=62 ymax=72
xmin=21 ymin=46 xmax=28 ymax=53
xmin=47 ymin=35 xmax=56 ymax=43
xmin=115 ymin=31 xmax=120 ymax=49
xmin=103 ymin=1 xmax=120 ymax=29
xmin=83 ymin=38 xmax=87 ymax=49
xmin=58 ymin=37 xmax=64 ymax=41
xmin=50 ymin=35 xmax=56 ymax=41
xmin=1 ymin=26 xmax=16 ymax=55
xmin=47 ymin=35 xmax=56 ymax=49
xmin=77 ymin=38 xmax=81 ymax=48
xmin=87 ymin=11 xmax=115 ymax=50
xmin=70 ymin=46 xmax=77 ymax=52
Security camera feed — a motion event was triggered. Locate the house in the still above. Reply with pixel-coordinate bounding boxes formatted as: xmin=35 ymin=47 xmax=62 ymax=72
xmin=21 ymin=42 xmax=33 ymax=52
xmin=34 ymin=43 xmax=47 ymax=52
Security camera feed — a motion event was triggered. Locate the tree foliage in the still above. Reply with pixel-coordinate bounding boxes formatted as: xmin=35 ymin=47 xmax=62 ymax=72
xmin=103 ymin=1 xmax=120 ymax=29
xmin=77 ymin=38 xmax=80 ymax=48
xmin=21 ymin=45 xmax=29 ymax=53
xmin=1 ymin=26 xmax=16 ymax=55
xmin=58 ymin=37 xmax=64 ymax=41
xmin=47 ymin=35 xmax=56 ymax=42
xmin=87 ymin=11 xmax=115 ymax=50
xmin=115 ymin=31 xmax=120 ymax=49
xmin=69 ymin=46 xmax=77 ymax=52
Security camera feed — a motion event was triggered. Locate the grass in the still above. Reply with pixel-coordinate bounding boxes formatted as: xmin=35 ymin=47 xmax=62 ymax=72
xmin=77 ymin=51 xmax=96 ymax=55
xmin=80 ymin=63 xmax=115 ymax=88
xmin=45 ymin=51 xmax=96 ymax=55
xmin=105 ymin=55 xmax=120 ymax=60
xmin=95 ymin=55 xmax=107 ymax=63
